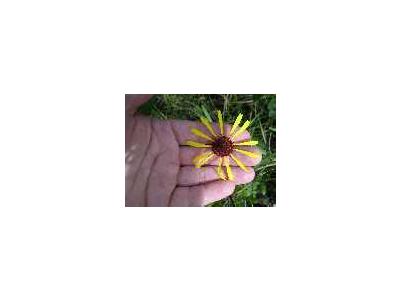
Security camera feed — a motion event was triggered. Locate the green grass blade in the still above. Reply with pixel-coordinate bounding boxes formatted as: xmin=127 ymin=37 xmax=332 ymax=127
xmin=201 ymin=104 xmax=213 ymax=122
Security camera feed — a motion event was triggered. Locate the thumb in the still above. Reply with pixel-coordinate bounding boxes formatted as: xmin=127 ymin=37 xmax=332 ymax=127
xmin=125 ymin=94 xmax=153 ymax=115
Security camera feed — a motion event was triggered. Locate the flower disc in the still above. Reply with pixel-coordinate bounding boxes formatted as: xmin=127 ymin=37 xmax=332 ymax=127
xmin=212 ymin=136 xmax=234 ymax=157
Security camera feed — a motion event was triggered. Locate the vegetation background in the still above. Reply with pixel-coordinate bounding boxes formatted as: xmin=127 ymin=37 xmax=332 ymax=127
xmin=137 ymin=94 xmax=276 ymax=207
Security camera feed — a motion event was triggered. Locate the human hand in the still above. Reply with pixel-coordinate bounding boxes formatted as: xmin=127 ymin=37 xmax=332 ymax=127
xmin=125 ymin=95 xmax=261 ymax=206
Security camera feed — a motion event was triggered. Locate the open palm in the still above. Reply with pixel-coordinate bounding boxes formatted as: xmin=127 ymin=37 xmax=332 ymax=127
xmin=125 ymin=97 xmax=261 ymax=206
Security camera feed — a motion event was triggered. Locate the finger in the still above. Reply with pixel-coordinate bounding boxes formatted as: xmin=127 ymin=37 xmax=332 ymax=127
xmin=179 ymin=146 xmax=262 ymax=166
xmin=170 ymin=181 xmax=236 ymax=207
xmin=177 ymin=166 xmax=255 ymax=186
xmin=170 ymin=120 xmax=251 ymax=145
xmin=125 ymin=94 xmax=153 ymax=114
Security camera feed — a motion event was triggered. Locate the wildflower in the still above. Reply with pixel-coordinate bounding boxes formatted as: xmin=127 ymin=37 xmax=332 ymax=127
xmin=185 ymin=111 xmax=259 ymax=180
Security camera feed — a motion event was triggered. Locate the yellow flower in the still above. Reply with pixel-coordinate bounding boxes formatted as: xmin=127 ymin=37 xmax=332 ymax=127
xmin=185 ymin=111 xmax=260 ymax=180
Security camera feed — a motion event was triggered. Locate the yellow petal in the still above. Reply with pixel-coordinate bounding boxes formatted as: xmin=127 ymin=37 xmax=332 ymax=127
xmin=200 ymin=116 xmax=217 ymax=137
xmin=217 ymin=110 xmax=224 ymax=135
xmin=234 ymin=140 xmax=258 ymax=146
xmin=185 ymin=140 xmax=212 ymax=147
xmin=230 ymin=153 xmax=249 ymax=172
xmin=229 ymin=113 xmax=243 ymax=136
xmin=193 ymin=151 xmax=214 ymax=168
xmin=224 ymin=157 xmax=234 ymax=180
xmin=193 ymin=151 xmax=210 ymax=165
xmin=217 ymin=157 xmax=226 ymax=180
xmin=231 ymin=120 xmax=251 ymax=140
xmin=199 ymin=153 xmax=214 ymax=168
xmin=191 ymin=128 xmax=214 ymax=141
xmin=235 ymin=148 xmax=260 ymax=158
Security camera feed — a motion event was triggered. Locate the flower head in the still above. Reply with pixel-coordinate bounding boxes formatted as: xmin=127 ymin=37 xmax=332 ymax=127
xmin=185 ymin=111 xmax=260 ymax=181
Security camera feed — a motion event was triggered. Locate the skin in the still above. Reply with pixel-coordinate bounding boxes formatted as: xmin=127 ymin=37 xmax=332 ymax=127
xmin=125 ymin=95 xmax=261 ymax=206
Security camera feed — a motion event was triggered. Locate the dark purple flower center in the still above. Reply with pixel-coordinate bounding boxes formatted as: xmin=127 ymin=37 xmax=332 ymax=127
xmin=212 ymin=135 xmax=234 ymax=157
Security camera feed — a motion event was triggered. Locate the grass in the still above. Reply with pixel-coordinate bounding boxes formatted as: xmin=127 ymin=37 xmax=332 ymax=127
xmin=137 ymin=94 xmax=276 ymax=207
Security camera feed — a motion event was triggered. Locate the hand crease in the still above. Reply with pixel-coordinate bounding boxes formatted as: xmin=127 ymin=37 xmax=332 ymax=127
xmin=143 ymin=118 xmax=157 ymax=206
xmin=167 ymin=121 xmax=179 ymax=206
xmin=128 ymin=117 xmax=152 ymax=206
xmin=169 ymin=120 xmax=181 ymax=148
